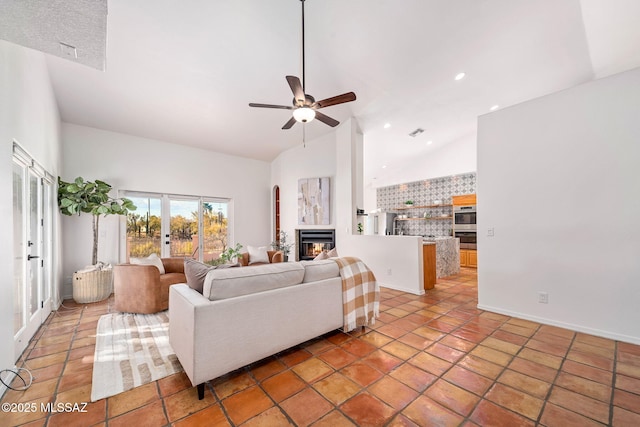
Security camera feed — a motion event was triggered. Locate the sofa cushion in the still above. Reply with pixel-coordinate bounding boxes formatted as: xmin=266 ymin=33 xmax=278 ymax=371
xmin=184 ymin=259 xmax=216 ymax=293
xmin=203 ymin=262 xmax=305 ymax=301
xmin=130 ymin=253 xmax=165 ymax=274
xmin=313 ymin=251 xmax=329 ymax=261
xmin=327 ymin=247 xmax=339 ymax=258
xmin=301 ymin=260 xmax=339 ymax=283
xmin=247 ymin=245 xmax=270 ymax=265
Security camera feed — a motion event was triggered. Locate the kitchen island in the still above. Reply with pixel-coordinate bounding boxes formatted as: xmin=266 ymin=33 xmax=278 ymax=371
xmin=422 ymin=237 xmax=460 ymax=290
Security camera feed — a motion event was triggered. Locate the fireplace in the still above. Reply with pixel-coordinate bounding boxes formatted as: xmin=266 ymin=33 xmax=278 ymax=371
xmin=296 ymin=229 xmax=336 ymax=261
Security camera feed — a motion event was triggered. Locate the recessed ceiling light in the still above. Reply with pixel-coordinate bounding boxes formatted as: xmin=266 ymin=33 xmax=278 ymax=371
xmin=490 ymin=105 xmax=499 ymax=111
xmin=382 ymin=165 xmax=387 ymax=169
xmin=383 ymin=123 xmax=391 ymax=129
xmin=455 ymin=72 xmax=466 ymax=81
xmin=426 ymin=140 xmax=433 ymax=145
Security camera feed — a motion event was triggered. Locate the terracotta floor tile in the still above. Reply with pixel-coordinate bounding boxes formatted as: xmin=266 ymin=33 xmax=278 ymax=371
xmin=250 ymin=358 xmax=286 ymax=382
xmin=408 ymin=352 xmax=452 ymax=376
xmin=212 ymin=371 xmax=256 ymax=399
xmin=616 ymin=373 xmax=640 ymax=395
xmin=362 ymin=350 xmax=403 ymax=373
xmin=532 ymin=330 xmax=572 ymax=348
xmin=241 ymin=407 xmax=293 ymax=427
xmin=500 ymin=323 xmax=536 ymax=338
xmin=318 ymin=347 xmax=357 ymax=370
xmin=519 ymin=348 xmax=563 ymax=370
xmin=310 ymin=410 xmax=355 ymax=427
xmin=509 ymin=357 xmax=558 ymax=383
xmin=497 ymin=369 xmax=551 ymax=399
xmin=326 ymin=331 xmax=351 ymax=346
xmin=279 ymin=348 xmax=313 ymax=367
xmin=617 ymin=361 xmax=640 ymax=379
xmin=24 ymin=352 xmax=68 ymax=370
xmin=3 ymin=377 xmax=58 ymax=403
xmin=360 ymin=330 xmax=394 ymax=347
xmin=390 ymin=363 xmax=437 ymax=392
xmin=470 ymin=345 xmax=513 ymax=366
xmin=340 ymin=361 xmax=384 ymax=387
xmin=313 ymin=372 xmax=361 ymax=405
xmin=614 ymin=388 xmax=640 ymax=413
xmin=172 ymin=404 xmax=231 ymax=427
xmin=157 ymin=372 xmax=194 ymax=397
xmin=458 ymin=355 xmax=504 ymax=380
xmin=481 ymin=336 xmax=521 ymax=355
xmin=28 ymin=342 xmax=70 ymax=359
xmin=401 ymin=395 xmax=465 ymax=426
xmin=538 ymin=324 xmax=576 ymax=340
xmin=381 ymin=341 xmax=419 ymax=360
xmin=0 ymin=397 xmax=49 ymax=426
xmin=491 ymin=329 xmax=529 ymax=346
xmin=526 ymin=339 xmax=570 ymax=358
xmin=377 ymin=324 xmax=408 ymax=339
xmin=426 ymin=319 xmax=459 ymax=333
xmin=451 ymin=327 xmax=489 ymax=343
xmin=412 ymin=326 xmax=445 ymax=341
xmin=396 ymin=332 xmax=433 ymax=350
xmin=575 ymin=333 xmax=615 ymax=349
xmin=108 ymin=400 xmax=167 ymax=427
xmin=46 ymin=399 xmax=106 ymax=427
xmin=566 ymin=350 xmax=613 ymax=371
xmin=107 ymin=382 xmax=159 ymax=418
xmin=292 ymin=358 xmax=334 ymax=383
xmin=340 ymin=392 xmax=395 ymax=427
xmin=369 ymin=376 xmax=418 ymax=410
xmin=539 ymin=402 xmax=606 ymax=427
xmin=426 ymin=342 xmax=466 ymax=363
xmin=221 ymin=385 xmax=273 ymax=425
xmin=281 ymin=388 xmax=332 ymax=427
xmin=572 ymin=341 xmax=615 ymax=360
xmin=390 ymin=317 xmax=422 ymax=332
xmin=561 ymin=359 xmax=612 ymax=385
xmin=485 ymin=383 xmax=544 ymax=420
xmin=425 ymin=379 xmax=480 ymax=416
xmin=618 ymin=351 xmax=640 ymax=367
xmin=340 ymin=338 xmax=376 ymax=357
xmin=612 ymin=406 xmax=640 ymax=426
xmin=261 ymin=370 xmax=306 ymax=402
xmin=555 ymin=371 xmax=611 ymax=402
xmin=387 ymin=414 xmax=421 ymax=426
xmin=163 ymin=386 xmax=216 ymax=422
xmin=67 ymin=344 xmax=95 ymax=361
xmin=386 ymin=307 xmax=411 ymax=318
xmin=443 ymin=365 xmax=494 ymax=396
xmin=304 ymin=338 xmax=336 ymax=355
xmin=57 ymin=367 xmax=93 ymax=392
xmin=54 ymin=383 xmax=92 ymax=406
xmin=548 ymin=385 xmax=610 ymax=424
xmin=439 ymin=334 xmax=477 ymax=352
xmin=619 ymin=342 xmax=640 ymax=356
xmin=470 ymin=399 xmax=535 ymax=427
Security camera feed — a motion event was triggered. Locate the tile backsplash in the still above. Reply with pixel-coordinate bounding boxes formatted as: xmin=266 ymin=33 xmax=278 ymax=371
xmin=376 ymin=172 xmax=476 ymax=237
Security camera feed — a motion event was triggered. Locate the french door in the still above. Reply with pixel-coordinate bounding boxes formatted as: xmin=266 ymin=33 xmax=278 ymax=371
xmin=123 ymin=192 xmax=231 ymax=264
xmin=13 ymin=145 xmax=54 ymax=360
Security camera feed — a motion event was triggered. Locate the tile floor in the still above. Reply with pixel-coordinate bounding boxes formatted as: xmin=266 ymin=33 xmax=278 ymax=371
xmin=2 ymin=268 xmax=640 ymax=426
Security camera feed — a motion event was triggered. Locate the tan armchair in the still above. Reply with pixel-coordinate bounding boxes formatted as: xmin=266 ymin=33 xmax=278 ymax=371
xmin=114 ymin=257 xmax=186 ymax=314
xmin=239 ymin=250 xmax=284 ymax=266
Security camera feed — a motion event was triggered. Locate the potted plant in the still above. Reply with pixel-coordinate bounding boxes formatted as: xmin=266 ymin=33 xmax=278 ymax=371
xmin=404 ymin=200 xmax=414 ymax=207
xmin=219 ymin=243 xmax=243 ymax=264
xmin=357 ymin=223 xmax=364 ymax=234
xmin=271 ymin=231 xmax=293 ymax=262
xmin=58 ymin=177 xmax=136 ymax=265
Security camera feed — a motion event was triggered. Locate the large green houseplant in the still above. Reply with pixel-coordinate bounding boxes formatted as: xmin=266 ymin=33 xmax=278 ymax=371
xmin=58 ymin=177 xmax=136 ymax=265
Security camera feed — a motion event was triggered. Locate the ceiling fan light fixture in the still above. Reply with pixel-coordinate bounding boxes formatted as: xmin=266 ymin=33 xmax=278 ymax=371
xmin=293 ymin=107 xmax=316 ymax=123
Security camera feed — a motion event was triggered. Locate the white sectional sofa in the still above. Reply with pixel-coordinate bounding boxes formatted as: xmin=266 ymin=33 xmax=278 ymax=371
xmin=169 ymin=260 xmax=343 ymax=399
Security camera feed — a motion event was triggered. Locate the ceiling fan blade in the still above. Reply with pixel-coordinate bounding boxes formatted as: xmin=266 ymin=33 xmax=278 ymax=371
xmin=315 ymin=92 xmax=356 ymax=109
xmin=286 ymin=76 xmax=305 ymax=105
xmin=282 ymin=116 xmax=297 ymax=130
xmin=249 ymin=103 xmax=293 ymax=110
xmin=315 ymin=111 xmax=340 ymax=127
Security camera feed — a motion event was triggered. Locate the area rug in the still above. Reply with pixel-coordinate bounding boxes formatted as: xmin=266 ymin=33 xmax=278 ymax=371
xmin=91 ymin=311 xmax=183 ymax=401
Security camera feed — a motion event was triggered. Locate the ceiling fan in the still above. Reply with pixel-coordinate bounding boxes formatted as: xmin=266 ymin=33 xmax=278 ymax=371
xmin=249 ymin=0 xmax=356 ymax=130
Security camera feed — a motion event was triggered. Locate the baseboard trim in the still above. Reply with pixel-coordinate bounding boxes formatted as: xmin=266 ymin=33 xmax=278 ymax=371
xmin=477 ymin=303 xmax=640 ymax=345
xmin=0 ymin=366 xmax=18 ymax=400
xmin=379 ymin=283 xmax=425 ymax=296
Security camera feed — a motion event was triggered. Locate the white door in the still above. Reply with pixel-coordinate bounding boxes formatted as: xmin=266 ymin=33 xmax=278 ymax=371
xmin=13 ymin=151 xmax=53 ymax=360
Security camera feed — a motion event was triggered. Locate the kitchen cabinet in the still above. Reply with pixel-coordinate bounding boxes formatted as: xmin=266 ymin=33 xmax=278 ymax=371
xmin=452 ymin=194 xmax=476 ymax=206
xmin=460 ymin=249 xmax=477 ymax=268
xmin=422 ymin=243 xmax=436 ymax=290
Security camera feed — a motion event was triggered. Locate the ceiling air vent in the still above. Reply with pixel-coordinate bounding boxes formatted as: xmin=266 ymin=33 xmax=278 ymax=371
xmin=409 ymin=128 xmax=424 ymax=137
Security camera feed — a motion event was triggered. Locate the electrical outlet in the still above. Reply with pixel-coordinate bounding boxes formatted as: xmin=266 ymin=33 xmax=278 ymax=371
xmin=487 ymin=227 xmax=495 ymax=237
xmin=538 ymin=292 xmax=549 ymax=304
xmin=387 ymin=268 xmax=392 ymax=275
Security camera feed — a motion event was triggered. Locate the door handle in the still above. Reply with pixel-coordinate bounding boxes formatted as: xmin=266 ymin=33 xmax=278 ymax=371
xmin=28 ymin=255 xmax=40 ymax=260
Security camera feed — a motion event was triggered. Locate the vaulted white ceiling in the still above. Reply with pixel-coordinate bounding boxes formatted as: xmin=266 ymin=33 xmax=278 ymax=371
xmin=4 ymin=0 xmax=640 ymax=187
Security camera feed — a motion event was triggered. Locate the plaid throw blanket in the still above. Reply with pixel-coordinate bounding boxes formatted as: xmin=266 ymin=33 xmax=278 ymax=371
xmin=335 ymin=257 xmax=380 ymax=332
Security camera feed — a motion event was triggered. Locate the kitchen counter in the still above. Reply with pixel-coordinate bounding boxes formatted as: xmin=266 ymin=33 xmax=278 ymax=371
xmin=423 ymin=237 xmax=460 ymax=278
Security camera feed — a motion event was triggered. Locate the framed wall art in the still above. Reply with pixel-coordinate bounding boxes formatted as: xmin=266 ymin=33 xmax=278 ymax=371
xmin=297 ymin=177 xmax=330 ymax=225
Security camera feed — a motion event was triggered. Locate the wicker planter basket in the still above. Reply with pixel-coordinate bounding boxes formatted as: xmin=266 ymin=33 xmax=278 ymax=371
xmin=72 ymin=269 xmax=113 ymax=303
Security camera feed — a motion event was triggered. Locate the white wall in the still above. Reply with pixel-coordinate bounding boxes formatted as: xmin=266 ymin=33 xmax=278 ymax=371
xmin=477 ymin=67 xmax=640 ymax=344
xmin=61 ymin=123 xmax=271 ymax=296
xmin=364 ymin=134 xmax=477 ymax=212
xmin=0 ymin=41 xmax=62 ymax=373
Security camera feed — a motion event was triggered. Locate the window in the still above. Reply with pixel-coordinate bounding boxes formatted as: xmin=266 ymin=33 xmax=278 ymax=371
xmin=121 ymin=192 xmax=231 ymax=265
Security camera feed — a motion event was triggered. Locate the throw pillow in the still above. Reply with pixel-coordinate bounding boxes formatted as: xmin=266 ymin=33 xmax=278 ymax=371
xmin=314 ymin=251 xmax=329 ymax=261
xmin=248 ymin=245 xmax=270 ymax=264
xmin=184 ymin=259 xmax=218 ymax=294
xmin=130 ymin=253 xmax=165 ymax=274
xmin=327 ymin=247 xmax=339 ymax=258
